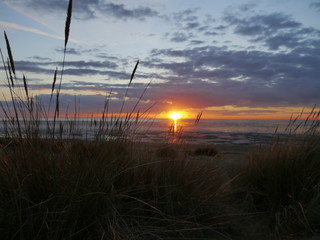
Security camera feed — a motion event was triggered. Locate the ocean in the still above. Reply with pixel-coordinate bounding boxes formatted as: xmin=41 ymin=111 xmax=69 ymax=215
xmin=134 ymin=119 xmax=289 ymax=145
xmin=0 ymin=118 xmax=291 ymax=145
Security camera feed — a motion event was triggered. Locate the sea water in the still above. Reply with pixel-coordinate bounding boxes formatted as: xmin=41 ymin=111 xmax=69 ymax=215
xmin=0 ymin=118 xmax=290 ymax=145
xmin=134 ymin=119 xmax=289 ymax=145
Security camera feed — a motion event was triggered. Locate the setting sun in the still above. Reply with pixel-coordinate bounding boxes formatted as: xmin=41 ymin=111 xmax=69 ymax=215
xmin=170 ymin=112 xmax=182 ymax=121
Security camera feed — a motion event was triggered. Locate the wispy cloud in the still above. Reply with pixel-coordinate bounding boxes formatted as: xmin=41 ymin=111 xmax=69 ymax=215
xmin=0 ymin=21 xmax=78 ymax=43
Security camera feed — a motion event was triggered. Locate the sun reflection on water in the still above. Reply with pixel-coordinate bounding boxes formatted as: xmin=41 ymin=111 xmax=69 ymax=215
xmin=169 ymin=112 xmax=182 ymax=134
xmin=173 ymin=119 xmax=177 ymax=133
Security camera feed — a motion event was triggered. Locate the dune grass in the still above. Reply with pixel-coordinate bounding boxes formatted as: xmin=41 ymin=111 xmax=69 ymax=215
xmin=0 ymin=138 xmax=237 ymax=239
xmin=0 ymin=0 xmax=320 ymax=239
xmin=0 ymin=117 xmax=319 ymax=239
xmin=237 ymin=109 xmax=320 ymax=238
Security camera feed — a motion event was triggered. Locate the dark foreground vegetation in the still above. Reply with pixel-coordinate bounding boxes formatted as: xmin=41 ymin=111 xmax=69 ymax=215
xmin=1 ymin=0 xmax=319 ymax=238
xmin=0 ymin=117 xmax=320 ymax=239
xmin=0 ymin=113 xmax=319 ymax=240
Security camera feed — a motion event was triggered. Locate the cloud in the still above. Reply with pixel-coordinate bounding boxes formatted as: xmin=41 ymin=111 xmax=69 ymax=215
xmin=224 ymin=12 xmax=301 ymax=36
xmin=1 ymin=2 xmax=319 ymax=115
xmin=263 ymin=33 xmax=301 ymax=50
xmin=197 ymin=26 xmax=209 ymax=32
xmin=28 ymin=56 xmax=52 ymax=61
xmin=224 ymin=11 xmax=320 ymax=50
xmin=56 ymin=92 xmax=153 ymax=115
xmin=146 ymin=40 xmax=320 ymax=108
xmin=213 ymin=25 xmax=228 ymax=31
xmin=3 ymin=0 xmax=159 ymax=21
xmin=204 ymin=31 xmax=219 ymax=36
xmin=185 ymin=22 xmax=199 ymax=30
xmin=189 ymin=40 xmax=205 ymax=45
xmin=168 ymin=7 xmax=203 ymax=32
xmin=310 ymin=2 xmax=320 ymax=11
xmin=164 ymin=9 xmax=225 ymax=44
xmin=0 ymin=21 xmax=64 ymax=40
xmin=163 ymin=8 xmax=228 ymax=47
xmin=55 ymin=48 xmax=82 ymax=55
xmin=3 ymin=39 xmax=320 ymax=115
xmin=172 ymin=8 xmax=199 ymax=23
xmin=99 ymin=3 xmax=158 ymax=21
xmin=64 ymin=60 xmax=118 ymax=69
xmin=238 ymin=3 xmax=257 ymax=12
xmin=169 ymin=32 xmax=193 ymax=43
xmin=2 ymin=59 xmax=126 ymax=78
xmin=10 ymin=79 xmax=155 ymax=115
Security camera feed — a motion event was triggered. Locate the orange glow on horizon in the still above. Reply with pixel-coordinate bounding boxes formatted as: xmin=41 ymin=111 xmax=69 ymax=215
xmin=32 ymin=105 xmax=316 ymax=121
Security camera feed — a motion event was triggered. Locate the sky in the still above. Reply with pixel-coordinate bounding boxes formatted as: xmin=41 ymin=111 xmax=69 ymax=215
xmin=0 ymin=0 xmax=320 ymax=119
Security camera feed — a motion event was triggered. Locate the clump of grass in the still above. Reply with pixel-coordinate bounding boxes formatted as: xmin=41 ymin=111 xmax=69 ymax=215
xmin=192 ymin=146 xmax=218 ymax=158
xmin=0 ymin=138 xmax=236 ymax=239
xmin=239 ymin=108 xmax=320 ymax=238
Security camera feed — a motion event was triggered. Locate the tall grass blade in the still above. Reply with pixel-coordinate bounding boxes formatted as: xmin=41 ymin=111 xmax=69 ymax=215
xmin=50 ymin=67 xmax=58 ymax=106
xmin=304 ymin=104 xmax=316 ymax=126
xmin=135 ymin=110 xmax=139 ymax=124
xmin=1 ymin=38 xmax=21 ymax=138
xmin=52 ymin=0 xmax=73 ymax=140
xmin=4 ymin=31 xmax=15 ymax=75
xmin=6 ymin=58 xmax=14 ymax=87
xmin=0 ymin=99 xmax=10 ymax=121
xmin=129 ymin=59 xmax=139 ymax=87
xmin=0 ymin=47 xmax=12 ymax=86
xmin=64 ymin=0 xmax=73 ymax=48
xmin=56 ymin=92 xmax=60 ymax=117
xmin=51 ymin=67 xmax=58 ymax=96
xmin=23 ymin=74 xmax=29 ymax=99
xmin=195 ymin=111 xmax=203 ymax=124
xmin=119 ymin=61 xmax=139 ymax=115
xmin=129 ymin=80 xmax=151 ymax=116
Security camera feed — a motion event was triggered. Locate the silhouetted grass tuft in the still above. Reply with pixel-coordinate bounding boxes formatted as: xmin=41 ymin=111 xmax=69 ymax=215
xmin=238 ymin=109 xmax=320 ymax=238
